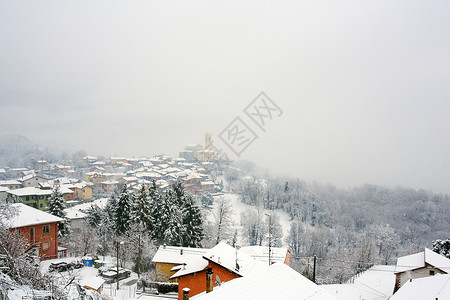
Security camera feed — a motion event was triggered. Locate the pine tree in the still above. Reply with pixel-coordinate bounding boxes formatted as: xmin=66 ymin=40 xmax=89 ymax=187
xmin=149 ymin=181 xmax=165 ymax=243
xmin=115 ymin=184 xmax=133 ymax=235
xmin=47 ymin=185 xmax=70 ymax=236
xmin=432 ymin=238 xmax=450 ymax=258
xmin=131 ymin=184 xmax=153 ymax=234
xmin=182 ymin=193 xmax=204 ymax=247
xmin=85 ymin=205 xmax=102 ymax=227
xmin=161 ymin=188 xmax=184 ymax=246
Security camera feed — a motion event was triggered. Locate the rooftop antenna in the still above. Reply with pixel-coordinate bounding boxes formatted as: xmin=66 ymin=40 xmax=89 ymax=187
xmin=215 ymin=275 xmax=222 ymax=286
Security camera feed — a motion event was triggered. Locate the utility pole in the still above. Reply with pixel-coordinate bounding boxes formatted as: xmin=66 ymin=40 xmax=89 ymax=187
xmin=265 ymin=213 xmax=272 ymax=266
xmin=116 ymin=241 xmax=120 ymax=290
xmin=313 ymin=255 xmax=317 ymax=283
xmin=306 ymin=257 xmax=310 ymax=280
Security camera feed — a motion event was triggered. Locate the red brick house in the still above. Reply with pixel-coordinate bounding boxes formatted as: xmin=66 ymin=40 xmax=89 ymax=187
xmin=8 ymin=203 xmax=63 ymax=260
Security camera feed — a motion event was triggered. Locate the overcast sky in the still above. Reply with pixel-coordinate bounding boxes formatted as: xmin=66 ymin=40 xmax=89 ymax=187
xmin=1 ymin=1 xmax=450 ymax=193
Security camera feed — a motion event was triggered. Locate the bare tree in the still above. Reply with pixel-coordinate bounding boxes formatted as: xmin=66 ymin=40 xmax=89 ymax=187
xmin=212 ymin=197 xmax=233 ymax=245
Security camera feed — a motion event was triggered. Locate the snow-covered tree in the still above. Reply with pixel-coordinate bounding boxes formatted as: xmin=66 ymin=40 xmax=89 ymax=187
xmin=131 ymin=184 xmax=153 ymax=232
xmin=47 ymin=185 xmax=70 ymax=236
xmin=432 ymin=238 xmax=450 ymax=258
xmin=266 ymin=213 xmax=283 ymax=247
xmin=240 ymin=207 xmax=266 ymax=246
xmin=152 ymin=181 xmax=204 ymax=247
xmin=212 ymin=196 xmax=233 ymax=244
xmin=182 ymin=192 xmax=204 ymax=247
xmin=84 ymin=204 xmax=102 ymax=227
xmin=115 ymin=184 xmax=133 ymax=235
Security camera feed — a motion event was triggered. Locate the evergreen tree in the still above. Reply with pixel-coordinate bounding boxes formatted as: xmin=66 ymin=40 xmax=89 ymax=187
xmin=182 ymin=193 xmax=204 ymax=247
xmin=47 ymin=185 xmax=70 ymax=236
xmin=149 ymin=181 xmax=165 ymax=243
xmin=85 ymin=205 xmax=102 ymax=227
xmin=115 ymin=184 xmax=133 ymax=235
xmin=432 ymin=238 xmax=450 ymax=258
xmin=161 ymin=188 xmax=184 ymax=246
xmin=131 ymin=184 xmax=153 ymax=232
xmin=150 ymin=180 xmax=204 ymax=247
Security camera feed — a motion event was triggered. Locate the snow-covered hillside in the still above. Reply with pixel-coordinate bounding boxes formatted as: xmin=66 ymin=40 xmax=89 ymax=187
xmin=208 ymin=193 xmax=292 ymax=247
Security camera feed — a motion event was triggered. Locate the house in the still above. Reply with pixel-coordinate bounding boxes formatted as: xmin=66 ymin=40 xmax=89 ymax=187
xmin=390 ymin=273 xmax=450 ymax=300
xmin=101 ymin=180 xmax=119 ymax=193
xmin=110 ymin=157 xmax=127 ymax=165
xmin=70 ymin=182 xmax=93 ymax=200
xmin=6 ymin=187 xmax=54 ymax=211
xmin=82 ymin=156 xmax=97 ymax=164
xmin=200 ymin=181 xmax=215 ymax=193
xmin=171 ymin=242 xmax=266 ymax=300
xmin=393 ymin=248 xmax=450 ymax=292
xmin=84 ymin=172 xmax=109 ymax=187
xmin=60 ymin=185 xmax=76 ymax=201
xmin=152 ymin=245 xmax=209 ymax=282
xmin=191 ymin=262 xmax=338 ymax=300
xmin=18 ymin=174 xmax=48 ymax=187
xmin=7 ymin=203 xmax=63 ymax=260
xmin=54 ymin=165 xmax=71 ymax=174
xmin=0 ymin=180 xmax=22 ymax=190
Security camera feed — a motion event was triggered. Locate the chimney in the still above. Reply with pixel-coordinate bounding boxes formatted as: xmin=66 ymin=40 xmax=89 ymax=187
xmin=206 ymin=267 xmax=213 ymax=293
xmin=182 ymin=287 xmax=190 ymax=300
xmin=180 ymin=249 xmax=183 ymax=255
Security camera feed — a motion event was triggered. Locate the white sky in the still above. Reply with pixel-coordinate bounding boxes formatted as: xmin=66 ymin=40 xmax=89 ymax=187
xmin=1 ymin=1 xmax=450 ymax=193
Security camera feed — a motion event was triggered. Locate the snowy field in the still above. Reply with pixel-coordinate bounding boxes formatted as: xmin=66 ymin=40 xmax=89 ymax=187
xmin=209 ymin=193 xmax=293 ymax=246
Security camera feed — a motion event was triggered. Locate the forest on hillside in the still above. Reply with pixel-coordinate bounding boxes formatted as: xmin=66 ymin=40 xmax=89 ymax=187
xmin=215 ymin=161 xmax=450 ymax=283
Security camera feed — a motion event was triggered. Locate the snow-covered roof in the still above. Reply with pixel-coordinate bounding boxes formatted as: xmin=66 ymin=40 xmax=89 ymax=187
xmin=0 ymin=186 xmax=9 ymax=192
xmin=322 ymin=265 xmax=396 ymax=300
xmin=390 ymin=273 xmax=450 ymax=300
xmin=60 ymin=185 xmax=75 ymax=194
xmin=395 ymin=248 xmax=450 ymax=274
xmin=101 ymin=180 xmax=119 ymax=185
xmin=64 ymin=198 xmax=109 ymax=220
xmin=201 ymin=181 xmax=214 ymax=186
xmin=80 ymin=277 xmax=105 ymax=291
xmin=8 ymin=203 xmax=63 ymax=228
xmin=64 ymin=208 xmax=87 ymax=220
xmin=152 ymin=245 xmax=208 ymax=265
xmin=0 ymin=180 xmax=21 ymax=186
xmin=185 ymin=173 xmax=202 ymax=180
xmin=170 ymin=258 xmax=209 ymax=279
xmin=192 ymin=262 xmax=339 ymax=300
xmin=7 ymin=187 xmax=52 ymax=197
xmin=203 ymin=242 xmax=263 ymax=277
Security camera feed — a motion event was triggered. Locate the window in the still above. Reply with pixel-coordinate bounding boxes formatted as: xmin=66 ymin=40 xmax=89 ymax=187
xmin=43 ymin=225 xmax=50 ymax=234
xmin=39 ymin=195 xmax=44 ymax=199
xmin=40 ymin=203 xmax=43 ymax=208
xmin=30 ymin=227 xmax=35 ymax=242
xmin=430 ymin=270 xmax=435 ymax=276
xmin=42 ymin=242 xmax=50 ymax=251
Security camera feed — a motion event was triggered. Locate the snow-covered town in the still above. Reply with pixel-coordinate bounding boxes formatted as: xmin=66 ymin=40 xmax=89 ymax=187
xmin=2 ymin=1 xmax=450 ymax=299
xmin=1 ymin=133 xmax=450 ymax=300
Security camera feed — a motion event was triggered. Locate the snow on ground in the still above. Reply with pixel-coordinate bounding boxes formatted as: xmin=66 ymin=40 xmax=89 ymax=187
xmin=322 ymin=265 xmax=396 ymax=300
xmin=210 ymin=193 xmax=292 ymax=246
